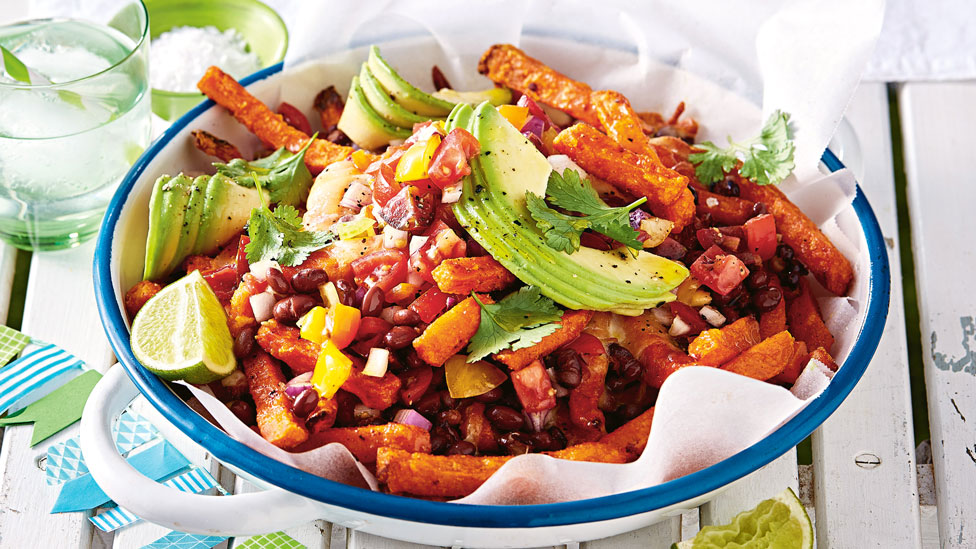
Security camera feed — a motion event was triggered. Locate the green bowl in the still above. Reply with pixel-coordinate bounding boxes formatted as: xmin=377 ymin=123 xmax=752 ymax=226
xmin=145 ymin=0 xmax=287 ymax=120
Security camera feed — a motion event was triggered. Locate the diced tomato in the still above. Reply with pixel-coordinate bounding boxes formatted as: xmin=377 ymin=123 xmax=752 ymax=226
xmin=367 ymin=149 xmax=406 ymax=207
xmin=562 ymin=333 xmax=605 ymax=361
xmin=408 ymin=225 xmax=466 ymax=282
xmin=399 ymin=365 xmax=433 ymax=406
xmin=690 ymin=245 xmax=750 ymax=296
xmin=743 ymin=214 xmax=777 ymax=261
xmin=326 ymin=303 xmax=361 ymax=349
xmin=202 ymin=265 xmax=239 ymax=302
xmin=240 ymin=272 xmax=268 ymax=295
xmin=277 ymin=102 xmax=313 ymax=135
xmin=235 ymin=235 xmax=250 ymax=279
xmin=378 ymin=186 xmax=435 ymax=234
xmin=351 ymin=249 xmax=408 ymax=292
xmin=428 ymin=128 xmax=480 ymax=188
xmin=408 ymin=287 xmax=452 ymax=323
xmin=697 ymin=228 xmax=741 ymax=252
xmin=433 ymin=202 xmax=463 ymax=234
xmin=510 ymin=360 xmax=556 ymax=413
xmin=667 ymin=301 xmax=709 ymax=335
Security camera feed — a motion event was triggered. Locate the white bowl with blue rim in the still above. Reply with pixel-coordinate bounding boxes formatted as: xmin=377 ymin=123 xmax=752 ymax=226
xmin=82 ymin=38 xmax=890 ymax=548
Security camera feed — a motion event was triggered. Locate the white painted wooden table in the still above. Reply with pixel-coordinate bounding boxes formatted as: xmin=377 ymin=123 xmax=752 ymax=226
xmin=0 ymin=81 xmax=972 ymax=548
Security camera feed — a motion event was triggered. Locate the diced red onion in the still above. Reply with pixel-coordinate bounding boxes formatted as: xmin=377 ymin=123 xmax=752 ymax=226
xmin=394 ymin=408 xmax=433 ymax=431
xmin=249 ymin=290 xmax=276 ymax=322
xmin=362 ymin=348 xmax=390 ymax=377
xmin=699 ymin=305 xmax=727 ymax=327
xmin=249 ymin=260 xmax=280 ymax=281
xmin=546 ymin=367 xmax=570 ymax=398
xmin=406 ymin=271 xmax=425 ymax=287
xmin=440 ymin=183 xmax=463 ymax=204
xmin=284 ymin=372 xmax=314 ymax=398
xmin=630 ymin=209 xmax=651 ymax=231
xmin=524 ymin=409 xmax=554 ymax=433
xmin=379 ymin=306 xmax=401 ymax=324
xmin=383 ymin=226 xmax=409 ymax=249
xmin=546 ymin=154 xmax=587 ymax=180
xmin=668 ymin=315 xmax=692 ymax=337
xmin=517 ymin=95 xmax=554 ymax=128
xmin=521 ymin=115 xmax=546 ymax=139
xmin=409 ymin=235 xmax=429 ymax=256
xmin=650 ymin=306 xmax=675 ymax=326
xmin=353 ymin=285 xmax=366 ymax=308
xmin=339 ymin=178 xmax=373 ymax=211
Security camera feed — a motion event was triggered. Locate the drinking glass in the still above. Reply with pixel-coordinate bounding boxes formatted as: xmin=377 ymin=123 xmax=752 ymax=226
xmin=0 ymin=0 xmax=150 ymax=250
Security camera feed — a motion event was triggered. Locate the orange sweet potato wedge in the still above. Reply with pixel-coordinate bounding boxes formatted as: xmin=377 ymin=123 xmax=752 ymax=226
xmin=255 ymin=320 xmax=319 ymax=374
xmin=568 ymin=353 xmax=609 ymax=436
xmin=377 ymin=442 xmax=628 ymax=498
xmin=413 ymin=296 xmax=490 ymax=366
xmin=808 ymin=346 xmax=839 ymax=372
xmin=688 ymin=316 xmax=761 ymax=366
xmin=431 ymin=256 xmax=516 ymax=295
xmin=313 ymin=85 xmax=345 ymax=131
xmin=478 ymin=44 xmax=600 ymax=126
xmin=197 ymin=66 xmax=365 ymax=174
xmin=494 ymin=309 xmax=595 ymax=370
xmin=694 ymin=186 xmax=756 ymax=226
xmin=639 ymin=335 xmax=698 ymax=388
xmin=191 ymin=129 xmax=243 ymax=162
xmin=759 ymin=279 xmax=788 ymax=339
xmin=296 ymin=423 xmax=430 ymax=464
xmin=787 ymin=280 xmax=835 ymax=353
xmin=720 ymin=330 xmax=795 ymax=381
xmin=737 ymin=176 xmax=853 ymax=295
xmin=243 ymin=350 xmax=309 ymax=449
xmin=124 ymin=280 xmax=161 ymax=320
xmin=591 ymin=89 xmax=657 ymax=158
xmin=770 ymin=340 xmax=809 ymax=385
xmin=342 ymin=367 xmax=402 ymax=410
xmin=600 ymin=406 xmax=655 ymax=460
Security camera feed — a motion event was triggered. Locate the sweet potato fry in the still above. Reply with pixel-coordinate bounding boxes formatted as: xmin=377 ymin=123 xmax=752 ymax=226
xmin=460 ymin=402 xmax=499 ymax=453
xmin=313 ymin=85 xmax=344 ymax=131
xmin=413 ymin=295 xmax=488 ymax=367
xmin=688 ymin=316 xmax=761 ymax=366
xmin=770 ymin=340 xmax=808 ymax=385
xmin=600 ymin=406 xmax=654 ymax=460
xmin=226 ymin=274 xmax=260 ymax=337
xmin=431 ymin=256 xmax=516 ymax=294
xmin=197 ymin=66 xmax=366 ymax=174
xmin=787 ymin=280 xmax=835 ymax=353
xmin=191 ymin=129 xmax=243 ymax=162
xmin=296 ymin=423 xmax=430 ymax=463
xmin=478 ymin=44 xmax=599 ymax=126
xmin=243 ymin=350 xmax=309 ymax=449
xmin=342 ymin=367 xmax=402 ymax=410
xmin=639 ymin=335 xmax=698 ymax=388
xmin=694 ymin=187 xmax=756 ymax=226
xmin=808 ymin=346 xmax=838 ymax=372
xmin=305 ymin=397 xmax=338 ymax=433
xmin=591 ymin=89 xmax=657 ymax=158
xmin=720 ymin=330 xmax=794 ymax=381
xmin=494 ymin=310 xmax=595 ymax=370
xmin=124 ymin=280 xmax=161 ymax=319
xmin=759 ymin=279 xmax=787 ymax=339
xmin=553 ymin=124 xmax=693 ymax=231
xmin=568 ymin=353 xmax=608 ymax=436
xmin=181 ymin=255 xmax=215 ymax=275
xmin=255 ymin=320 xmax=319 ymax=374
xmin=737 ymin=176 xmax=853 ymax=295
xmin=377 ymin=442 xmax=628 ymax=498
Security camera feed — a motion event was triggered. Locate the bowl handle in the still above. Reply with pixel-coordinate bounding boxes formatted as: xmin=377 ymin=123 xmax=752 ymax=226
xmin=80 ymin=364 xmax=324 ymax=536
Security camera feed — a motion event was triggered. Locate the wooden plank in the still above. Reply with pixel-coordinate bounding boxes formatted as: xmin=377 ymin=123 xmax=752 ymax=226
xmin=698 ymin=449 xmax=798 ymax=528
xmin=582 ymin=517 xmax=680 ymax=548
xmin=0 ymin=244 xmax=18 ymax=323
xmin=0 ymin=242 xmax=115 ymax=549
xmin=809 ymin=83 xmax=922 ymax=547
xmin=228 ymin=479 xmax=329 ymax=548
xmin=899 ymin=82 xmax=976 ymax=549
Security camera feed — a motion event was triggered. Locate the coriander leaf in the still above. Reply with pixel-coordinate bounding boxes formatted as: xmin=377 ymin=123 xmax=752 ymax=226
xmin=467 ymin=287 xmax=563 ymax=362
xmin=245 ymin=202 xmax=334 ymax=266
xmin=215 ymin=135 xmax=316 ymax=206
xmin=1 ymin=46 xmax=31 ymax=84
xmin=526 ymin=169 xmax=645 ymax=254
xmin=688 ymin=109 xmax=795 ymax=186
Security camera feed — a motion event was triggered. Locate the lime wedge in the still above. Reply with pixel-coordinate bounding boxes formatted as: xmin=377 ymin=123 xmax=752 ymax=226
xmin=130 ymin=270 xmax=237 ymax=384
xmin=673 ymin=488 xmax=813 ymax=549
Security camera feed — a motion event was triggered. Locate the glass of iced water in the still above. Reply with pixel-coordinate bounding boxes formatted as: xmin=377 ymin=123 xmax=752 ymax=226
xmin=0 ymin=1 xmax=150 ymax=250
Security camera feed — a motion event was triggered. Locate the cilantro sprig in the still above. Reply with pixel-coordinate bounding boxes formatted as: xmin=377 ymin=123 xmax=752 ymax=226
xmin=215 ymin=135 xmax=316 ymax=206
xmin=688 ymin=109 xmax=796 ymax=186
xmin=526 ymin=169 xmax=645 ymax=254
xmin=467 ymin=286 xmax=564 ymax=362
xmin=245 ymin=177 xmax=334 ymax=266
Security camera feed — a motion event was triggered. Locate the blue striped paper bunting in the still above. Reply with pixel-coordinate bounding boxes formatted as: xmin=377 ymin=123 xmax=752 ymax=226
xmin=90 ymin=467 xmax=220 ymax=532
xmin=0 ymin=343 xmax=84 ymax=414
xmin=141 ymin=531 xmax=228 ymax=549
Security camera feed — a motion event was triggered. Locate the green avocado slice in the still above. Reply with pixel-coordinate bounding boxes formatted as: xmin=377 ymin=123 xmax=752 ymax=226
xmin=337 ymin=76 xmax=412 ymax=150
xmin=359 ymin=63 xmax=437 ymax=128
xmin=143 ymin=174 xmax=191 ymax=281
xmin=172 ymin=175 xmax=208 ymax=268
xmin=193 ymin=173 xmax=260 ymax=257
xmin=433 ymin=87 xmax=513 ymax=107
xmin=367 ymin=46 xmax=455 ymax=117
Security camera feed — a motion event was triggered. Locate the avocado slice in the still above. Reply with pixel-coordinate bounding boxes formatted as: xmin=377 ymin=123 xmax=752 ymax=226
xmin=337 ymin=76 xmax=412 ymax=150
xmin=448 ymin=103 xmax=688 ymax=314
xmin=359 ymin=63 xmax=437 ymax=128
xmin=433 ymin=87 xmax=512 ymax=107
xmin=193 ymin=173 xmax=261 ymax=256
xmin=172 ymin=175 xmax=208 ymax=266
xmin=143 ymin=174 xmax=192 ymax=281
xmin=367 ymin=46 xmax=456 ymax=117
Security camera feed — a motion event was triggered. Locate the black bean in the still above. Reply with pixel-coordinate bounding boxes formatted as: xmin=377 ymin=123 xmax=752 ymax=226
xmin=780 ymin=269 xmax=801 ymax=290
xmin=233 ymin=324 xmax=256 ymax=358
xmin=291 ymin=388 xmax=320 ymax=418
xmin=273 ymin=295 xmax=316 ymax=324
xmin=608 ymin=343 xmax=642 ymax=382
xmin=747 ymin=269 xmax=770 ymax=290
xmin=266 ymin=268 xmax=292 ymax=294
xmin=525 ymin=431 xmax=556 ymax=451
xmin=430 ymin=433 xmax=451 ymax=454
xmin=750 ymin=202 xmax=768 ymax=217
xmin=753 ymin=285 xmax=784 ymax=312
xmin=552 ymin=347 xmax=584 ymax=389
xmin=290 ymin=268 xmax=329 ymax=293
xmin=713 ymin=179 xmax=740 ymax=197
xmin=605 ymin=372 xmax=633 ymax=392
xmin=405 ymin=350 xmax=425 ymax=369
xmin=383 ymin=326 xmax=417 ymax=350
xmin=415 ymin=392 xmax=443 ymax=417
xmin=777 ymin=243 xmax=795 ymax=262
xmin=335 ymin=279 xmax=356 ymax=307
xmin=440 ymin=390 xmax=457 ymax=410
xmin=496 ymin=432 xmax=530 ymax=455
xmin=688 ymin=185 xmax=699 ymax=204
xmin=474 ymin=386 xmax=504 ymax=403
xmin=447 ymin=441 xmax=477 ymax=455
xmin=392 ymin=308 xmax=422 ymax=326
xmin=486 ymin=405 xmax=525 ymax=431
xmin=438 ymin=408 xmax=462 ymax=426
xmin=548 ymin=427 xmax=568 ymax=450
xmin=227 ymin=400 xmax=255 ymax=425
xmin=790 ymin=261 xmax=809 ymax=277
xmin=361 ymin=285 xmax=385 ymax=317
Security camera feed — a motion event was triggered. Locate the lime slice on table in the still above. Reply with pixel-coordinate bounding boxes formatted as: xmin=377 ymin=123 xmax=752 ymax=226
xmin=131 ymin=270 xmax=236 ymax=384
xmin=673 ymin=488 xmax=813 ymax=549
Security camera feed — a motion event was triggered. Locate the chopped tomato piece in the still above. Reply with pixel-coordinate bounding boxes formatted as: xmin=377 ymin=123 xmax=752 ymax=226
xmin=690 ymin=245 xmax=750 ymax=296
xmin=510 ymin=360 xmax=556 ymax=413
xmin=235 ymin=235 xmax=250 ymax=279
xmin=408 ymin=287 xmax=452 ymax=323
xmin=366 ymin=149 xmax=405 ymax=207
xmin=428 ymin=128 xmax=480 ymax=188
xmin=743 ymin=214 xmax=777 ymax=261
xmin=378 ymin=186 xmax=435 ymax=234
xmin=326 ymin=303 xmax=361 ymax=349
xmin=563 ymin=333 xmax=605 ymax=360
xmin=399 ymin=364 xmax=433 ymax=406
xmin=351 ymin=249 xmax=408 ymax=292
xmin=276 ymin=101 xmax=312 ymax=135
xmin=667 ymin=301 xmax=709 ymax=335
xmin=408 ymin=226 xmax=466 ymax=282
xmin=202 ymin=265 xmax=238 ymax=302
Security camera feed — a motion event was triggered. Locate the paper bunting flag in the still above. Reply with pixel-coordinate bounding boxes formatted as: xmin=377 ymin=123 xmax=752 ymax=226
xmin=46 ymin=437 xmax=90 ymax=485
xmin=52 ymin=440 xmax=189 ymax=513
xmin=0 ymin=343 xmax=85 ymax=414
xmin=141 ymin=532 xmax=228 ymax=549
xmin=114 ymin=411 xmax=160 ymax=454
xmin=0 ymin=325 xmax=30 ymax=366
xmin=90 ymin=467 xmax=220 ymax=532
xmin=0 ymin=369 xmax=101 ymax=445
xmin=236 ymin=532 xmax=306 ymax=549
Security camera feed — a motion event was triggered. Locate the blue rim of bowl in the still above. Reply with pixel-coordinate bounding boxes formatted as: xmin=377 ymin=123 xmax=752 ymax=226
xmin=94 ymin=61 xmax=890 ymax=529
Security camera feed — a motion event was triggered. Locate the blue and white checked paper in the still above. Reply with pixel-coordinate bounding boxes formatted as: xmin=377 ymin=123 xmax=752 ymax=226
xmin=141 ymin=531 xmax=228 ymax=549
xmin=113 ymin=411 xmax=160 ymax=454
xmin=90 ymin=467 xmax=220 ymax=532
xmin=46 ymin=412 xmax=160 ymax=485
xmin=0 ymin=343 xmax=84 ymax=414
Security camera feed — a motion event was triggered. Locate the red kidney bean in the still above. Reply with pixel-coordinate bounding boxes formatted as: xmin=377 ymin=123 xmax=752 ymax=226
xmin=383 ymin=326 xmax=417 ymax=350
xmin=291 ymin=388 xmax=320 ymax=418
xmin=361 ymin=285 xmax=385 ymax=317
xmin=437 ymin=408 xmax=462 ymax=426
xmin=392 ymin=308 xmax=421 ymax=326
xmin=447 ymin=440 xmax=476 ymax=455
xmin=290 ymin=268 xmax=329 ymax=293
xmin=608 ymin=343 xmax=642 ymax=382
xmin=232 ymin=325 xmax=256 ymax=358
xmin=552 ymin=347 xmax=583 ymax=389
xmin=266 ymin=268 xmax=292 ymax=294
xmin=357 ymin=316 xmax=392 ymax=341
xmin=273 ymin=295 xmax=316 ymax=324
xmin=474 ymin=386 xmax=504 ymax=403
xmin=335 ymin=279 xmax=356 ymax=307
xmin=486 ymin=405 xmax=525 ymax=431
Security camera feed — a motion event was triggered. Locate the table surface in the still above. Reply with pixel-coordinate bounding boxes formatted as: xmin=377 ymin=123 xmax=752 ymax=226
xmin=0 ymin=80 xmax=972 ymax=548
